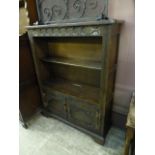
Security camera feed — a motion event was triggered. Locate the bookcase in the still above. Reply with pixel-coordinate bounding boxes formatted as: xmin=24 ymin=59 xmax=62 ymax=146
xmin=27 ymin=20 xmax=121 ymax=144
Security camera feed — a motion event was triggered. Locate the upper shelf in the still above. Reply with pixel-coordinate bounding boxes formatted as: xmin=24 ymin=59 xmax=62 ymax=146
xmin=41 ymin=57 xmax=102 ymax=70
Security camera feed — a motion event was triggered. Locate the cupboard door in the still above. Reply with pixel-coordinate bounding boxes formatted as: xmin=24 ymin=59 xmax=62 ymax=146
xmin=45 ymin=91 xmax=67 ymax=119
xmin=68 ymin=97 xmax=100 ymax=132
xmin=19 ymin=34 xmax=42 ymax=126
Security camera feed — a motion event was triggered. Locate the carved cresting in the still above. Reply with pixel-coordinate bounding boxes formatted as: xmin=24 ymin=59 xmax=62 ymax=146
xmin=40 ymin=0 xmax=67 ymax=22
xmin=69 ymin=0 xmax=86 ymax=18
xmin=37 ymin=0 xmax=108 ymax=24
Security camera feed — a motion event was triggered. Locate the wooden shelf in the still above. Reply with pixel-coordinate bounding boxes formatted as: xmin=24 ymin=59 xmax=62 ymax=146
xmin=41 ymin=57 xmax=101 ymax=70
xmin=42 ymin=78 xmax=100 ymax=104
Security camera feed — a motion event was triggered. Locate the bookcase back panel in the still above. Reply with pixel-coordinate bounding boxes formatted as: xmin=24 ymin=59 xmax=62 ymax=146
xmin=48 ymin=37 xmax=102 ymax=62
xmin=49 ymin=63 xmax=101 ymax=87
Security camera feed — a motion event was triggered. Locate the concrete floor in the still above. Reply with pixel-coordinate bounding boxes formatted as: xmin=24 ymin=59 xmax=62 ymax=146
xmin=19 ymin=114 xmax=125 ymax=155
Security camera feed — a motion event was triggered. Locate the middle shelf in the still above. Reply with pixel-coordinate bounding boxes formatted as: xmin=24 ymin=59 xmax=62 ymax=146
xmin=41 ymin=57 xmax=102 ymax=70
xmin=42 ymin=78 xmax=100 ymax=104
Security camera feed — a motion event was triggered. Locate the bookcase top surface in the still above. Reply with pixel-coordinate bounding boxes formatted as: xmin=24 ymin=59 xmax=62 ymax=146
xmin=27 ymin=19 xmax=120 ymax=29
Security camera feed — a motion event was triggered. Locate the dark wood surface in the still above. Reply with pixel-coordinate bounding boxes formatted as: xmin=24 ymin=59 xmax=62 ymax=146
xmin=43 ymin=78 xmax=100 ymax=104
xmin=27 ymin=22 xmax=122 ymax=143
xmin=19 ymin=33 xmax=42 ymax=127
xmin=27 ymin=0 xmax=38 ymax=25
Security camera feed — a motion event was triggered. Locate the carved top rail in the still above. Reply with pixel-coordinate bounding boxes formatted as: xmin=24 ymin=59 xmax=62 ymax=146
xmin=27 ymin=20 xmax=121 ymax=37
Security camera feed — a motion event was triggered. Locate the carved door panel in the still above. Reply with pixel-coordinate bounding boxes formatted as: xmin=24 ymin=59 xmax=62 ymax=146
xmin=67 ymin=97 xmax=100 ymax=132
xmin=45 ymin=91 xmax=68 ymax=119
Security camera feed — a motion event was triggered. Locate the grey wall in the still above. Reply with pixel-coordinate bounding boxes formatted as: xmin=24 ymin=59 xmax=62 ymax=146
xmin=109 ymin=0 xmax=135 ymax=115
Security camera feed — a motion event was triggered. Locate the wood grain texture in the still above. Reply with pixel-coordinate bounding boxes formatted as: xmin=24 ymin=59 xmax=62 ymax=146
xmin=48 ymin=37 xmax=102 ymax=62
xmin=27 ymin=0 xmax=38 ymax=25
xmin=19 ymin=34 xmax=42 ymax=123
xmin=43 ymin=79 xmax=100 ymax=104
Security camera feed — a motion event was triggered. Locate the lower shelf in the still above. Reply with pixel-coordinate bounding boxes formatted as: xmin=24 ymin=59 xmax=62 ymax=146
xmin=42 ymin=78 xmax=100 ymax=104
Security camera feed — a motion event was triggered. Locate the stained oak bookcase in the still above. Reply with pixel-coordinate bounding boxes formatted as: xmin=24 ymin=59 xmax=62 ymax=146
xmin=27 ymin=21 xmax=121 ymax=143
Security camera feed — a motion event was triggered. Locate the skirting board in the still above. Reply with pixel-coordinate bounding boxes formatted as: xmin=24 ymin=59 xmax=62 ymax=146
xmin=112 ymin=83 xmax=134 ymax=128
xmin=112 ymin=111 xmax=127 ymax=129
